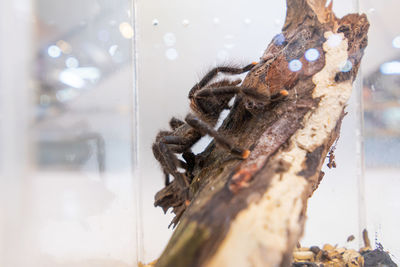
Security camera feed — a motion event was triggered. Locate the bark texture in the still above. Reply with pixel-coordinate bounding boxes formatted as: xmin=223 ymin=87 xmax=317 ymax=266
xmin=154 ymin=1 xmax=369 ymax=266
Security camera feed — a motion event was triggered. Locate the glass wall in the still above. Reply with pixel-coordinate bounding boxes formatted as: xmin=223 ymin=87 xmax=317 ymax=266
xmin=361 ymin=0 xmax=400 ymax=260
xmin=0 ymin=0 xmax=138 ymax=266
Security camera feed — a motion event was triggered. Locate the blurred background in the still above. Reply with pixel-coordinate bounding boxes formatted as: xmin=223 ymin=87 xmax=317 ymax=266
xmin=1 ymin=0 xmax=399 ymax=266
xmin=1 ymin=0 xmax=138 ymax=266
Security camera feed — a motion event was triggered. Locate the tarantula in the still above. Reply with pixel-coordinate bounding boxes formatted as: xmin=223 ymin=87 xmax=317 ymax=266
xmin=152 ymin=59 xmax=289 ymax=198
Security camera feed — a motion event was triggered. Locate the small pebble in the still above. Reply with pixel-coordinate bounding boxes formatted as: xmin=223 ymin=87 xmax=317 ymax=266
xmin=293 ymin=251 xmax=315 ymax=261
xmin=347 ymin=234 xmax=355 ymax=242
xmin=310 ymin=246 xmax=320 ymax=255
xmin=323 ymin=244 xmax=335 ymax=251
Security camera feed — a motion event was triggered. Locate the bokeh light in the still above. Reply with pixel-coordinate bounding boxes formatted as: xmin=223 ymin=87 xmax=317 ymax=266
xmin=163 ymin=33 xmax=176 ymax=46
xmin=182 ymin=19 xmax=190 ymax=27
xmin=305 ymin=48 xmax=320 ymax=62
xmin=47 ymin=45 xmax=62 ymax=58
xmin=392 ymin=36 xmax=400 ymax=49
xmin=288 ymin=59 xmax=302 ymax=72
xmin=340 ymin=60 xmax=353 ymax=72
xmin=108 ymin=45 xmax=118 ymax=56
xmin=274 ymin=33 xmax=286 ymax=46
xmin=56 ymin=40 xmax=72 ymax=54
xmin=380 ymin=61 xmax=400 ymax=75
xmin=65 ymin=57 xmax=79 ymax=68
xmin=119 ymin=22 xmax=134 ymax=39
xmin=165 ymin=48 xmax=178 ymax=60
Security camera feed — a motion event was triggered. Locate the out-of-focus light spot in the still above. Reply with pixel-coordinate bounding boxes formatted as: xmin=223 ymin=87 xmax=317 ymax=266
xmin=182 ymin=19 xmax=190 ymax=27
xmin=274 ymin=33 xmax=285 ymax=46
xmin=164 ymin=32 xmax=176 ymax=46
xmin=340 ymin=60 xmax=352 ymax=72
xmin=217 ymin=49 xmax=229 ymax=61
xmin=56 ymin=88 xmax=79 ymax=103
xmin=327 ymin=34 xmax=342 ymax=47
xmin=165 ymin=48 xmax=178 ymax=60
xmin=56 ymin=40 xmax=72 ymax=54
xmin=75 ymin=67 xmax=101 ymax=81
xmin=274 ymin=19 xmax=282 ymax=26
xmin=392 ymin=36 xmax=400 ymax=48
xmin=48 ymin=45 xmax=61 ymax=58
xmin=119 ymin=22 xmax=134 ymax=39
xmin=305 ymin=48 xmax=320 ymax=62
xmin=368 ymin=8 xmax=375 ymax=14
xmin=152 ymin=19 xmax=159 ymax=26
xmin=65 ymin=57 xmax=79 ymax=68
xmin=59 ymin=67 xmax=101 ymax=88
xmin=59 ymin=71 xmax=85 ymax=89
xmin=244 ymin=18 xmax=251 ymax=25
xmin=213 ymin=17 xmax=220 ymax=25
xmin=224 ymin=34 xmax=234 ymax=40
xmin=289 ymin=59 xmax=302 ymax=72
xmin=380 ymin=61 xmax=400 ymax=75
xmin=108 ymin=45 xmax=118 ymax=56
xmin=98 ymin=30 xmax=110 ymax=42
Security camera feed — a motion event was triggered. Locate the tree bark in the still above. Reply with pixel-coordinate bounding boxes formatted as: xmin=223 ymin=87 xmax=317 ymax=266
xmin=154 ymin=1 xmax=369 ymax=266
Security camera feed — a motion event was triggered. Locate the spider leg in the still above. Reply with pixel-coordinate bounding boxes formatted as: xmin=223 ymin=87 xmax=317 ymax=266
xmin=163 ymin=171 xmax=170 ymax=186
xmin=152 ymin=143 xmax=174 ymax=186
xmin=270 ymin=89 xmax=289 ymax=101
xmin=189 ymin=62 xmax=257 ymax=97
xmin=159 ymin=135 xmax=193 ymax=147
xmin=152 ymin=142 xmax=190 ymax=186
xmin=169 ymin=117 xmax=185 ymax=130
xmin=185 ymin=113 xmax=250 ymax=159
xmin=156 ymin=141 xmax=190 ymax=189
xmin=182 ymin=151 xmax=195 ymax=173
xmin=194 ymin=86 xmax=288 ymax=102
xmin=153 ymin=128 xmax=202 ymax=188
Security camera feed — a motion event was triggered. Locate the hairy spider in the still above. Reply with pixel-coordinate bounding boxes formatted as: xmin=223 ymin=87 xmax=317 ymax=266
xmin=152 ymin=60 xmax=289 ymax=198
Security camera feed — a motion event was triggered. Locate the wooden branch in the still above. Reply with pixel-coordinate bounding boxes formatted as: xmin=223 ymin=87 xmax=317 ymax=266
xmin=154 ymin=1 xmax=369 ymax=266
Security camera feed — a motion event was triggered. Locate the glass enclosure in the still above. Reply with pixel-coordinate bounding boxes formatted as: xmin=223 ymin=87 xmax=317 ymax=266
xmin=1 ymin=0 xmax=138 ymax=266
xmin=137 ymin=0 xmax=399 ymax=264
xmin=361 ymin=0 xmax=400 ymax=261
xmin=1 ymin=0 xmax=399 ymax=266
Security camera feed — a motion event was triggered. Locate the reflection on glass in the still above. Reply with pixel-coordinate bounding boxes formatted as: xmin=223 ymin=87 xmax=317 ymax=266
xmin=0 ymin=0 xmax=137 ymax=266
xmin=361 ymin=0 xmax=400 ymax=261
xmin=34 ymin=0 xmax=133 ymax=172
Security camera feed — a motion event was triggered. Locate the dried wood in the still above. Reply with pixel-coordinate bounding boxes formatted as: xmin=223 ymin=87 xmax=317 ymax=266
xmin=154 ymin=0 xmax=369 ymax=266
